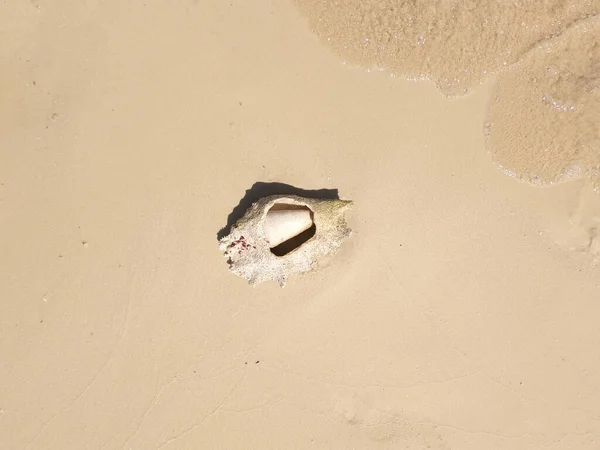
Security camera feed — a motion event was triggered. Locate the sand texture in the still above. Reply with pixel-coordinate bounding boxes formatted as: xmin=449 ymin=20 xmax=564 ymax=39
xmin=2 ymin=1 xmax=600 ymax=449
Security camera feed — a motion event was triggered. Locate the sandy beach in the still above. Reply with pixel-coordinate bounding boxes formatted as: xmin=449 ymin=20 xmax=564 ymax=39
xmin=2 ymin=1 xmax=600 ymax=449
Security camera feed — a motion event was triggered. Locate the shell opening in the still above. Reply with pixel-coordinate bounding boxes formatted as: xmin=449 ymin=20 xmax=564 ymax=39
xmin=264 ymin=203 xmax=316 ymax=256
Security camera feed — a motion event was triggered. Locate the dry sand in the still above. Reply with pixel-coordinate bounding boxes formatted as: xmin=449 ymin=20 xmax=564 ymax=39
xmin=2 ymin=1 xmax=600 ymax=449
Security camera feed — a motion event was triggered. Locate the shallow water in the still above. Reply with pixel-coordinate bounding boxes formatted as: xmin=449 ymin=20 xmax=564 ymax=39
xmin=486 ymin=16 xmax=600 ymax=188
xmin=295 ymin=0 xmax=600 ymax=186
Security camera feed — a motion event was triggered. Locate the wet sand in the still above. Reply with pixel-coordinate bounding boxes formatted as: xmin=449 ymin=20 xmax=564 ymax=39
xmin=2 ymin=1 xmax=600 ymax=449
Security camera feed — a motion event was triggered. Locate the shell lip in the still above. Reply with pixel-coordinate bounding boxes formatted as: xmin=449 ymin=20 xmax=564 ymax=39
xmin=258 ymin=197 xmax=313 ymax=236
xmin=260 ymin=198 xmax=316 ymax=257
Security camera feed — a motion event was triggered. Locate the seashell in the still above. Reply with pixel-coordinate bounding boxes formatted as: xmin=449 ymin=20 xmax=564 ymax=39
xmin=218 ymin=194 xmax=353 ymax=287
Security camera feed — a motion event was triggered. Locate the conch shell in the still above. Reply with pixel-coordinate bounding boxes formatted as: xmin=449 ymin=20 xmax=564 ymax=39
xmin=219 ymin=195 xmax=353 ymax=286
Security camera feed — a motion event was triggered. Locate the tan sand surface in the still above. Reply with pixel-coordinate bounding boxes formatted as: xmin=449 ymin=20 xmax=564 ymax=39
xmin=1 ymin=1 xmax=600 ymax=449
